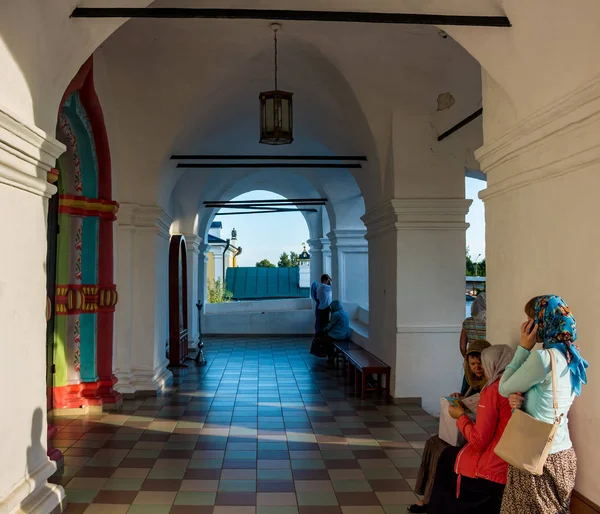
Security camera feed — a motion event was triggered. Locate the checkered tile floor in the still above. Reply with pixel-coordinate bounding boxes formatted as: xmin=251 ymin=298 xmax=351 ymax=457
xmin=50 ymin=337 xmax=438 ymax=514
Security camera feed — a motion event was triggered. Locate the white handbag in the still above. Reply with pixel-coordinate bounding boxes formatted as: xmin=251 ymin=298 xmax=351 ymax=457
xmin=439 ymin=397 xmax=462 ymax=446
xmin=494 ymin=349 xmax=563 ymax=475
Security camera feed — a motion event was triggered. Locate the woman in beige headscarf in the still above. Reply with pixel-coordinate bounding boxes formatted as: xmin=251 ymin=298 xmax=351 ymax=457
xmin=428 ymin=345 xmax=515 ymax=514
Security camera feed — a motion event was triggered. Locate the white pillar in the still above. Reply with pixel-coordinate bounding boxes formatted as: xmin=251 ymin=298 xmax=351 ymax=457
xmin=213 ymin=251 xmax=224 ymax=282
xmin=115 ymin=204 xmax=172 ymax=395
xmin=477 ymin=76 xmax=600 ymax=500
xmin=322 ymin=238 xmax=332 ymax=276
xmin=198 ymin=243 xmax=211 ymax=309
xmin=114 ymin=204 xmax=136 ymax=396
xmin=364 ymin=199 xmax=471 ymax=413
xmin=307 ymin=238 xmax=324 ymax=285
xmin=182 ymin=233 xmax=201 ymax=347
xmin=0 ymin=107 xmax=65 ymax=513
xmin=327 ymin=229 xmax=368 ymax=307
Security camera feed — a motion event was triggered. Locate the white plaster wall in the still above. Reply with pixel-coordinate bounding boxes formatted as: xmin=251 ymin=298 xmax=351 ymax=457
xmin=447 ymin=1 xmax=600 ymax=142
xmin=328 ymin=230 xmax=369 ymax=307
xmin=0 ymin=0 xmax=153 ymax=133
xmin=115 ymin=205 xmax=172 ymax=394
xmin=394 ymin=227 xmax=467 ymax=413
xmin=0 ymin=107 xmax=65 ymax=512
xmin=204 ymin=299 xmax=313 ymax=335
xmin=0 ymin=187 xmax=60 ymax=512
xmin=92 ymin=18 xmax=481 ymax=212
xmin=205 ymin=298 xmax=312 ymax=314
xmin=478 ymin=75 xmax=600 ymax=502
xmin=3 ymin=0 xmax=600 ymax=507
xmin=183 ymin=234 xmax=201 ymax=346
xmin=114 ymin=220 xmax=135 ymax=393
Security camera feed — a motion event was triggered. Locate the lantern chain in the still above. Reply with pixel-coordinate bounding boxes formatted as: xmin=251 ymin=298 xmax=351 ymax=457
xmin=274 ymin=26 xmax=278 ymax=91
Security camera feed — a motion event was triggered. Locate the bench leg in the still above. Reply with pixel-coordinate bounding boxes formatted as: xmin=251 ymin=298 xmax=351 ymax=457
xmin=376 ymin=373 xmax=382 ymax=395
xmin=347 ymin=360 xmax=352 ymax=384
xmin=361 ymin=371 xmax=367 ymax=400
xmin=354 ymin=367 xmax=359 ymax=396
xmin=384 ymin=371 xmax=390 ymax=401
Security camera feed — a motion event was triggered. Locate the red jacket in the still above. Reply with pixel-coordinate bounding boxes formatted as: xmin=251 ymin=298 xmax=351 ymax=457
xmin=454 ymin=379 xmax=512 ymax=490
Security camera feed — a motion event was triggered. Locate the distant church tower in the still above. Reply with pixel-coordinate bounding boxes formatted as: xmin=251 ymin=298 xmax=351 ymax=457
xmin=298 ymin=243 xmax=311 ymax=288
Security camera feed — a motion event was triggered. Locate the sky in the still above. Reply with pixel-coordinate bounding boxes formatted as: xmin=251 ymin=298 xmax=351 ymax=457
xmin=215 ymin=178 xmax=486 ymax=267
xmin=465 ymin=177 xmax=486 ymax=262
xmin=215 ymin=191 xmax=310 ymax=267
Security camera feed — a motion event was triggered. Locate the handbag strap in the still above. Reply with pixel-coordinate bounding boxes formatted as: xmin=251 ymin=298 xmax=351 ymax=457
xmin=547 ymin=349 xmax=561 ymax=421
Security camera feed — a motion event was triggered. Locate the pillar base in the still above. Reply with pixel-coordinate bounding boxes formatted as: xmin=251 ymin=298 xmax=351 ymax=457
xmin=52 ymin=384 xmax=99 ymax=410
xmin=96 ymin=375 xmax=123 ymax=409
xmin=129 ymin=359 xmax=173 ymax=396
xmin=53 ymin=381 xmax=119 ymax=411
xmin=0 ymin=459 xmax=65 ymax=514
xmin=113 ymin=371 xmax=137 ymax=399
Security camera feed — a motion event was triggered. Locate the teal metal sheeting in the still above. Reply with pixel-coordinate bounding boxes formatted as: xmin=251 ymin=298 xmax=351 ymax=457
xmin=225 ymin=267 xmax=310 ymax=300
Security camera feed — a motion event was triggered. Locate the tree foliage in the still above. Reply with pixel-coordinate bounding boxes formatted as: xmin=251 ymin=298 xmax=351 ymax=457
xmin=256 ymin=259 xmax=276 ymax=268
xmin=207 ymin=278 xmax=233 ymax=303
xmin=278 ymin=251 xmax=300 ymax=268
xmin=466 ymin=247 xmax=486 ymax=277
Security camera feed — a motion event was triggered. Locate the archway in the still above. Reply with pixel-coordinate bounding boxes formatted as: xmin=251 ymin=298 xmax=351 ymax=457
xmin=48 ymin=57 xmax=120 ymax=411
xmin=168 ymin=234 xmax=189 ymax=366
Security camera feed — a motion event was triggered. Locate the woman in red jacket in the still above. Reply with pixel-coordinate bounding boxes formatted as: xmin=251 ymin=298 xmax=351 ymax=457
xmin=427 ymin=345 xmax=514 ymax=514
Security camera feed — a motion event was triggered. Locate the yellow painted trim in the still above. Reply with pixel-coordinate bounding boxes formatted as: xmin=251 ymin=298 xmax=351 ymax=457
xmin=59 ymin=197 xmax=119 ymax=213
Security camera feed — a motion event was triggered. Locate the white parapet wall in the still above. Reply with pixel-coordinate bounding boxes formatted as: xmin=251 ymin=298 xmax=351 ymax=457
xmin=350 ymin=305 xmax=370 ymax=349
xmin=203 ymin=298 xmax=372 ymax=344
xmin=203 ymin=298 xmax=314 ymax=335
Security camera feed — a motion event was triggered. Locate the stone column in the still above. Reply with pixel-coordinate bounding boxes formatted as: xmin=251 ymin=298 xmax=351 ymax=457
xmin=363 ymin=199 xmax=471 ymax=413
xmin=307 ymin=238 xmax=324 ymax=286
xmin=476 ymin=76 xmax=600 ymax=497
xmin=182 ymin=233 xmax=201 ymax=347
xmin=198 ymin=243 xmax=212 ymax=309
xmin=0 ymin=107 xmax=65 ymax=513
xmin=327 ymin=229 xmax=368 ymax=307
xmin=114 ymin=204 xmax=172 ymax=395
xmin=322 ymin=238 xmax=332 ymax=276
xmin=113 ymin=203 xmax=136 ymax=396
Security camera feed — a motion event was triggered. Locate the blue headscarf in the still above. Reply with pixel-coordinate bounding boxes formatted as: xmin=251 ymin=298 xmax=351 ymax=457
xmin=533 ymin=295 xmax=588 ymax=396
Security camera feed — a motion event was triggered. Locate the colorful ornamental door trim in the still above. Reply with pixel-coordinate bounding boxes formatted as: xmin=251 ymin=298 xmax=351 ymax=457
xmin=49 ymin=57 xmax=121 ymax=410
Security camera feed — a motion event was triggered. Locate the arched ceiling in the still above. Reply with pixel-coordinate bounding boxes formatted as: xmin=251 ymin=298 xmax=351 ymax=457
xmin=93 ymin=17 xmax=482 ymax=211
xmin=170 ymin=166 xmax=364 ymax=240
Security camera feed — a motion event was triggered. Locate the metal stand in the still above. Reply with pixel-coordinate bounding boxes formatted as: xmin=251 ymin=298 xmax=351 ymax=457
xmin=194 ymin=301 xmax=207 ymax=365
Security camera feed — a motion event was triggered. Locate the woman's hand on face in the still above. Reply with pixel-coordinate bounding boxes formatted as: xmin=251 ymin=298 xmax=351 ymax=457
xmin=520 ymin=320 xmax=538 ymax=351
xmin=448 ymin=405 xmax=466 ymax=419
xmin=509 ymin=393 xmax=525 ymax=410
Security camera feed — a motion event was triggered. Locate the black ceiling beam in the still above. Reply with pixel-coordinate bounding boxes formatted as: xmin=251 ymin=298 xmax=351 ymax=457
xmin=437 ymin=107 xmax=483 ymax=142
xmin=171 ymin=154 xmax=367 ymax=161
xmin=177 ymin=163 xmax=361 ymax=169
xmin=70 ymin=8 xmax=511 ymax=27
xmin=205 ymin=203 xmax=325 ymax=209
xmin=205 ymin=198 xmax=327 ymax=204
xmin=215 ymin=208 xmax=318 ymax=216
xmin=204 ymin=203 xmax=325 ymax=209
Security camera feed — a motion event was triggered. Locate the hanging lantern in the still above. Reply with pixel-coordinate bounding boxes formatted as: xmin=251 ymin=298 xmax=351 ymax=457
xmin=259 ymin=24 xmax=293 ymax=145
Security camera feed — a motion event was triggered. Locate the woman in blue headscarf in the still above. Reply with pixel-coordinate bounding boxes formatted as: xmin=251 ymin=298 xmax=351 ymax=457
xmin=499 ymin=295 xmax=588 ymax=514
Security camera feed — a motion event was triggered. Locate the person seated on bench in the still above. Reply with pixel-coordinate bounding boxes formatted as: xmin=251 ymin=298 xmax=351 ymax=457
xmin=322 ymin=300 xmax=351 ymax=364
xmin=409 ymin=339 xmax=491 ymax=513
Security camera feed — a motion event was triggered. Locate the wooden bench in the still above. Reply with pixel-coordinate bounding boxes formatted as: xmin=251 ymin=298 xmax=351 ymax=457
xmin=332 ymin=340 xmax=390 ymax=400
xmin=332 ymin=340 xmax=363 ymax=369
xmin=347 ymin=350 xmax=391 ymax=400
